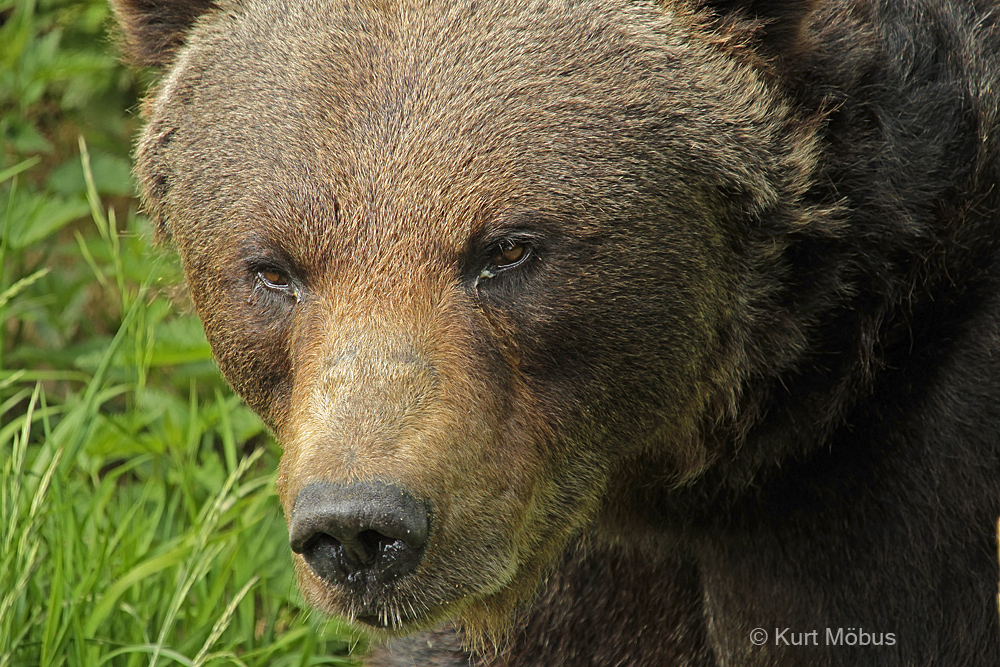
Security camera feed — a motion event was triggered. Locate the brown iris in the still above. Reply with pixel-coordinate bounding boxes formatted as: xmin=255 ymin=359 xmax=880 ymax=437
xmin=259 ymin=270 xmax=290 ymax=287
xmin=494 ymin=241 xmax=526 ymax=267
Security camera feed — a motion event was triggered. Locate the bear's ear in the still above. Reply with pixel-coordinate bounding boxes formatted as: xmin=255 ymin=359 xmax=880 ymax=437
xmin=110 ymin=0 xmax=221 ymax=68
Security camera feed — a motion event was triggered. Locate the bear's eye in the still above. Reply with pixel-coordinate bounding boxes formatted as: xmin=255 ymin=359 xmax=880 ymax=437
xmin=474 ymin=237 xmax=535 ymax=288
xmin=493 ymin=240 xmax=526 ymax=267
xmin=255 ymin=268 xmax=300 ymax=302
xmin=485 ymin=240 xmax=531 ymax=272
xmin=259 ymin=269 xmax=289 ymax=288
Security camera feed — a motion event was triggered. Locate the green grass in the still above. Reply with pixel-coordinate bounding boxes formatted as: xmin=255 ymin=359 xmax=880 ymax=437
xmin=1 ymin=1 xmax=365 ymax=664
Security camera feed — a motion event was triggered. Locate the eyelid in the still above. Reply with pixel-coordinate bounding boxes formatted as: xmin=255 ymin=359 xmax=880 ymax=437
xmin=481 ymin=228 xmax=538 ymax=248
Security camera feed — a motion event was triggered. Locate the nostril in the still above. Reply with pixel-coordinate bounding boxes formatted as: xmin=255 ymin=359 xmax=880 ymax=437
xmin=288 ymin=480 xmax=429 ymax=589
xmin=298 ymin=533 xmax=346 ymax=583
xmin=358 ymin=529 xmax=388 ymax=561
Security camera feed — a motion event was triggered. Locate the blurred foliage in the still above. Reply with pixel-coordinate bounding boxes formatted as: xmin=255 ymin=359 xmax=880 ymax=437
xmin=0 ymin=1 xmax=365 ymax=664
xmin=2 ymin=0 xmax=149 ymax=360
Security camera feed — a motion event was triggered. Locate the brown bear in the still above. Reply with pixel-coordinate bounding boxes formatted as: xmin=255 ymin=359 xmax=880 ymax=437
xmin=111 ymin=0 xmax=1000 ymax=664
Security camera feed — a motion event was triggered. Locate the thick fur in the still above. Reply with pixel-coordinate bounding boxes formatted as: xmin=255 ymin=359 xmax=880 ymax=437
xmin=111 ymin=0 xmax=220 ymax=66
xmin=112 ymin=0 xmax=1000 ymax=664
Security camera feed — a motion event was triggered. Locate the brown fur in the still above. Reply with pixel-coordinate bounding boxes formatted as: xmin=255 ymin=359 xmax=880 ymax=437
xmin=119 ymin=0 xmax=817 ymax=633
xmin=110 ymin=0 xmax=221 ymax=67
xmin=113 ymin=0 xmax=1000 ymax=664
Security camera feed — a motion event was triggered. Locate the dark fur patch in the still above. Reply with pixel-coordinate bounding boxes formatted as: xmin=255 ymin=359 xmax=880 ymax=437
xmin=110 ymin=0 xmax=219 ymax=67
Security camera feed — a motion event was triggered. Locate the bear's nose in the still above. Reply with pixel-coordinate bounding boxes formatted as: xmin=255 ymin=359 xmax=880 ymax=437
xmin=288 ymin=481 xmax=429 ymax=590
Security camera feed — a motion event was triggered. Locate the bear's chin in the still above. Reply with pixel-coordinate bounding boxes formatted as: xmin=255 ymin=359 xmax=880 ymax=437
xmin=293 ymin=557 xmax=493 ymax=635
xmin=294 ymin=544 xmax=550 ymax=647
xmin=297 ymin=579 xmax=450 ymax=635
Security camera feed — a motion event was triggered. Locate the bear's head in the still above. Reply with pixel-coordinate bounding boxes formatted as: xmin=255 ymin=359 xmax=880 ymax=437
xmin=113 ymin=0 xmax=823 ymax=639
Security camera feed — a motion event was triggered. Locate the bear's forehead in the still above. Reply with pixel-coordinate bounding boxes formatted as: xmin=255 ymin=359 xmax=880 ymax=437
xmin=143 ymin=0 xmax=776 ymax=261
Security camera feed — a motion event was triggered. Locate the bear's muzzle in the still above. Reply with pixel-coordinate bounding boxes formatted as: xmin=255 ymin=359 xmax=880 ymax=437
xmin=288 ymin=480 xmax=430 ymax=625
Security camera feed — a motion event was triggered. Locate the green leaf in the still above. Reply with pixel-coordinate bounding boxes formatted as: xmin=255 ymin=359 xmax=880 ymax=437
xmin=2 ymin=191 xmax=90 ymax=249
xmin=84 ymin=543 xmax=193 ymax=638
xmin=48 ymin=152 xmax=135 ymax=198
xmin=2 ymin=116 xmax=54 ymax=154
xmin=0 ymin=156 xmax=41 ymax=183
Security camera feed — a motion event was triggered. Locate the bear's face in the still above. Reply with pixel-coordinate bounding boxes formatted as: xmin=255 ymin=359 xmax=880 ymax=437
xmin=124 ymin=0 xmax=810 ymax=636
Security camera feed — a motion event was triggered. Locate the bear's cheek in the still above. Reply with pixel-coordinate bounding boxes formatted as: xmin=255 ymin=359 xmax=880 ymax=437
xmin=180 ymin=249 xmax=296 ymax=428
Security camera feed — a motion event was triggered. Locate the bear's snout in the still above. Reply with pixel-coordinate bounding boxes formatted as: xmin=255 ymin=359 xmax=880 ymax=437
xmin=289 ymin=480 xmax=429 ymax=600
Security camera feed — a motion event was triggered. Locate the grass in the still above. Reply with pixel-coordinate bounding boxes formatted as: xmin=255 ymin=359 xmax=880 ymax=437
xmin=0 ymin=1 xmax=365 ymax=664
